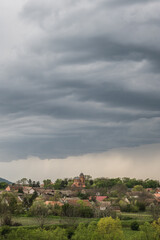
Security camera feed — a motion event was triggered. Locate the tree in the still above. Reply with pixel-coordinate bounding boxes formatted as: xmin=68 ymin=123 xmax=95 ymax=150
xmin=54 ymin=179 xmax=68 ymax=190
xmin=132 ymin=185 xmax=144 ymax=192
xmin=2 ymin=227 xmax=68 ymax=240
xmin=0 ymin=182 xmax=8 ymax=189
xmin=52 ymin=191 xmax=61 ymax=201
xmin=16 ymin=178 xmax=28 ymax=186
xmin=23 ymin=191 xmax=38 ymax=210
xmin=1 ymin=192 xmax=17 ymax=214
xmin=150 ymin=204 xmax=160 ymax=221
xmin=72 ymin=222 xmax=98 ymax=240
xmin=29 ymin=200 xmax=48 ymax=228
xmin=0 ymin=193 xmax=17 ymax=226
xmin=97 ymin=217 xmax=124 ymax=240
xmin=139 ymin=222 xmax=157 ymax=240
xmin=72 ymin=222 xmax=89 ymax=240
xmin=28 ymin=179 xmax=32 ymax=187
xmin=72 ymin=217 xmax=123 ymax=240
xmin=43 ymin=179 xmax=53 ymax=189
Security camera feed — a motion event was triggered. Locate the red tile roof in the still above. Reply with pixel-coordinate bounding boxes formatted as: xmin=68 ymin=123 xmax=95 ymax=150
xmin=89 ymin=196 xmax=107 ymax=202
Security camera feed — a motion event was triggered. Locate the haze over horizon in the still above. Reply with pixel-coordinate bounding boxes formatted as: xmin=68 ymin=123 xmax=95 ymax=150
xmin=0 ymin=0 xmax=160 ymax=180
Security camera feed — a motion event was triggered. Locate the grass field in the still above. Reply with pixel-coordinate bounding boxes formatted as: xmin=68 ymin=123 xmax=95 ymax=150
xmin=12 ymin=216 xmax=98 ymax=226
xmin=10 ymin=211 xmax=152 ymax=227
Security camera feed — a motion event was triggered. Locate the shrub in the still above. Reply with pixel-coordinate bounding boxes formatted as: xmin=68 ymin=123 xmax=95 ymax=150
xmin=137 ymin=201 xmax=146 ymax=211
xmin=131 ymin=221 xmax=139 ymax=231
xmin=12 ymin=222 xmax=23 ymax=226
xmin=0 ymin=226 xmax=11 ymax=236
xmin=1 ymin=213 xmax=12 ymax=226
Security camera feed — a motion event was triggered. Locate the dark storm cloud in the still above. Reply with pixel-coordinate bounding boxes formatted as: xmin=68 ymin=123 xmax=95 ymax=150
xmin=0 ymin=0 xmax=160 ymax=161
xmin=106 ymin=0 xmax=159 ymax=7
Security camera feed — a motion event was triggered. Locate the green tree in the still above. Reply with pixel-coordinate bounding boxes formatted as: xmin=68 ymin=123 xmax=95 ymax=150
xmin=150 ymin=204 xmax=160 ymax=221
xmin=0 ymin=182 xmax=8 ymax=189
xmin=133 ymin=185 xmax=144 ymax=192
xmin=54 ymin=179 xmax=68 ymax=190
xmin=139 ymin=222 xmax=158 ymax=240
xmin=43 ymin=179 xmax=53 ymax=189
xmin=0 ymin=193 xmax=16 ymax=226
xmin=97 ymin=217 xmax=124 ymax=240
xmin=72 ymin=222 xmax=88 ymax=240
xmin=29 ymin=201 xmax=48 ymax=228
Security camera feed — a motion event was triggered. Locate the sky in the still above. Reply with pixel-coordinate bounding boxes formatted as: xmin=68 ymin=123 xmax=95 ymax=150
xmin=0 ymin=0 xmax=160 ymax=182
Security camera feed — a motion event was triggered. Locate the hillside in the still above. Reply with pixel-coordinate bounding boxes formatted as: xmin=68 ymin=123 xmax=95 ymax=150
xmin=0 ymin=177 xmax=12 ymax=184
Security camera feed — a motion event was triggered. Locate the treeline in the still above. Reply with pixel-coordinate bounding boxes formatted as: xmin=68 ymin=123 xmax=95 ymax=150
xmin=2 ymin=176 xmax=159 ymax=190
xmin=43 ymin=177 xmax=160 ymax=189
xmin=92 ymin=177 xmax=160 ymax=189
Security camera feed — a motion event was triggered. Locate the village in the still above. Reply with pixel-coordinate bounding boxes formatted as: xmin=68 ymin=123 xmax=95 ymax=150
xmin=1 ymin=174 xmax=160 ymax=239
xmin=1 ymin=173 xmax=160 ymax=218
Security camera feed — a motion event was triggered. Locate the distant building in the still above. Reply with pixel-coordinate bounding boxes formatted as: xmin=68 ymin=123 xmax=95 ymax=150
xmin=72 ymin=173 xmax=85 ymax=188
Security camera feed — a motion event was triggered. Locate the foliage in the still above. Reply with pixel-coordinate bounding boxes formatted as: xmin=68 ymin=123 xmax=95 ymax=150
xmin=152 ymin=218 xmax=160 ymax=238
xmin=0 ymin=192 xmax=18 ymax=214
xmin=0 ymin=192 xmax=19 ymax=226
xmin=47 ymin=203 xmax=62 ymax=216
xmin=93 ymin=177 xmax=122 ymax=189
xmin=43 ymin=179 xmax=53 ymax=189
xmin=54 ymin=179 xmax=68 ymax=190
xmin=150 ymin=204 xmax=160 ymax=221
xmin=0 ymin=227 xmax=68 ymax=240
xmin=29 ymin=201 xmax=49 ymax=228
xmin=23 ymin=191 xmax=38 ymax=210
xmin=119 ymin=200 xmax=138 ymax=213
xmin=28 ymin=179 xmax=40 ymax=187
xmin=0 ymin=182 xmax=8 ymax=189
xmin=62 ymin=203 xmax=94 ymax=218
xmin=132 ymin=185 xmax=144 ymax=192
xmin=77 ymin=192 xmax=89 ymax=200
xmin=97 ymin=216 xmax=124 ymax=240
xmin=131 ymin=221 xmax=139 ymax=231
xmin=139 ymin=222 xmax=158 ymax=240
xmin=52 ymin=191 xmax=61 ymax=201
xmin=136 ymin=201 xmax=146 ymax=212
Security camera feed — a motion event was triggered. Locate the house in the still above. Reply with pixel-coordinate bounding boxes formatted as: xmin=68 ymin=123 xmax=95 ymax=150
xmin=89 ymin=196 xmax=108 ymax=202
xmin=33 ymin=188 xmax=54 ymax=196
xmin=99 ymin=201 xmax=111 ymax=211
xmin=154 ymin=193 xmax=160 ymax=202
xmin=155 ymin=188 xmax=160 ymax=194
xmin=59 ymin=190 xmax=74 ymax=197
xmin=96 ymin=196 xmax=108 ymax=202
xmin=72 ymin=173 xmax=85 ymax=188
xmin=45 ymin=201 xmax=63 ymax=207
xmin=5 ymin=185 xmax=21 ymax=192
xmin=23 ymin=186 xmax=35 ymax=194
xmin=146 ymin=188 xmax=153 ymax=193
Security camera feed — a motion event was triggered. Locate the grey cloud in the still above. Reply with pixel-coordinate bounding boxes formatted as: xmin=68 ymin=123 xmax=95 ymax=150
xmin=0 ymin=0 xmax=160 ymax=162
xmin=106 ymin=0 xmax=159 ymax=7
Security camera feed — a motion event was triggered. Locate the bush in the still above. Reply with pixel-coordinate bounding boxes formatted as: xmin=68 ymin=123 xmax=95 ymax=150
xmin=0 ymin=226 xmax=11 ymax=236
xmin=1 ymin=214 xmax=12 ymax=226
xmin=137 ymin=201 xmax=146 ymax=211
xmin=12 ymin=222 xmax=23 ymax=226
xmin=131 ymin=221 xmax=139 ymax=231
